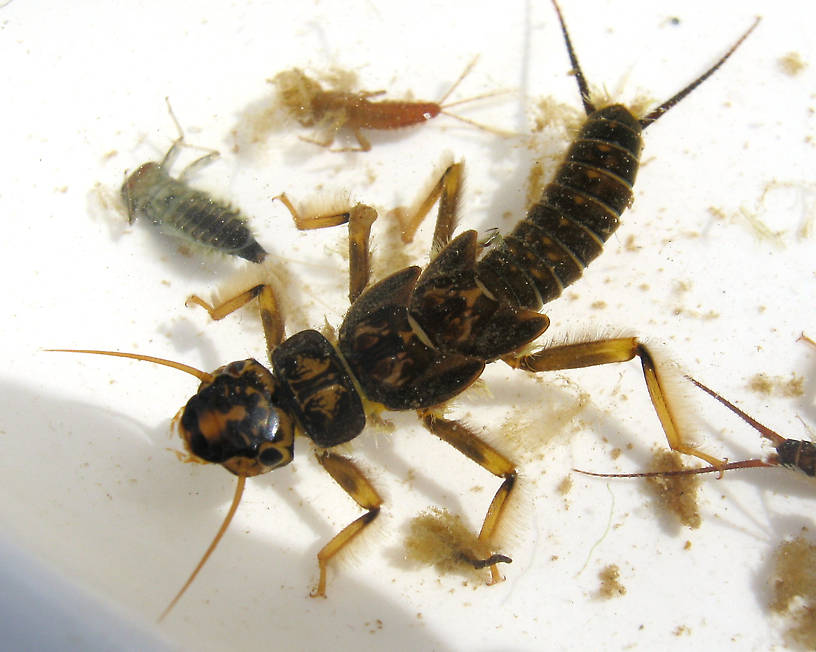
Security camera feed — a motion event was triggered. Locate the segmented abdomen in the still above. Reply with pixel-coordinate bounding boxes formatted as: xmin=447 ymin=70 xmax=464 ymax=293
xmin=125 ymin=165 xmax=267 ymax=264
xmin=351 ymin=101 xmax=441 ymax=129
xmin=476 ymin=104 xmax=642 ymax=310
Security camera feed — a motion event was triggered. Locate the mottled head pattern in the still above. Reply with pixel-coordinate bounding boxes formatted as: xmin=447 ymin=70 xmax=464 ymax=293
xmin=178 ymin=359 xmax=295 ymax=476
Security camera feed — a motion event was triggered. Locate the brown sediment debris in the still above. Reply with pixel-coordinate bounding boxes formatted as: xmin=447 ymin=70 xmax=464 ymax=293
xmin=644 ymin=450 xmax=701 ymax=529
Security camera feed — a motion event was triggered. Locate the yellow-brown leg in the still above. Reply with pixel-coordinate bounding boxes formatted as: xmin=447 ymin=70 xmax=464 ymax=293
xmin=431 ymin=162 xmax=463 ymax=257
xmin=273 ymin=194 xmax=377 ymax=303
xmin=298 ymin=133 xmax=337 ymax=149
xmin=273 ymin=193 xmax=351 ymax=230
xmin=346 ymin=205 xmax=377 ymax=303
xmin=311 ymin=451 xmax=383 ymax=597
xmin=299 ymin=124 xmax=372 ymax=152
xmin=395 ymin=162 xmax=463 ymax=250
xmin=418 ymin=409 xmax=516 ymax=584
xmin=503 ymin=337 xmax=725 ymax=467
xmin=799 ymin=332 xmax=816 ymax=349
xmin=320 ymin=126 xmax=372 ymax=152
xmin=351 ymin=128 xmax=372 ymax=153
xmin=186 ymin=283 xmax=284 ymax=360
